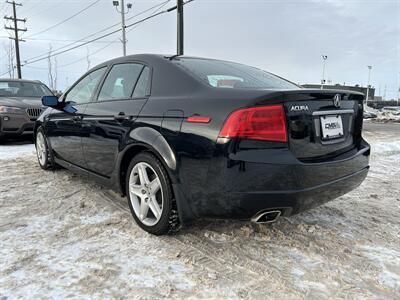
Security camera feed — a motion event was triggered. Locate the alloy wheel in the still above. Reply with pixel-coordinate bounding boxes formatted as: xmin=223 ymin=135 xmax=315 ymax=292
xmin=36 ymin=131 xmax=47 ymax=166
xmin=128 ymin=162 xmax=163 ymax=226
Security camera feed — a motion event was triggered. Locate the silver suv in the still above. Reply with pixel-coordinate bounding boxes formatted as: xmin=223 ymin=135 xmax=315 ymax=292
xmin=0 ymin=79 xmax=53 ymax=140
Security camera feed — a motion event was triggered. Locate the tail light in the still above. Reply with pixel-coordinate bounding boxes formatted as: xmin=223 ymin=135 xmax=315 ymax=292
xmin=219 ymin=104 xmax=287 ymax=142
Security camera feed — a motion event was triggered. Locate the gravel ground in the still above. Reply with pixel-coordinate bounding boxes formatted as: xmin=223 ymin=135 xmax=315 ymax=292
xmin=0 ymin=125 xmax=399 ymax=299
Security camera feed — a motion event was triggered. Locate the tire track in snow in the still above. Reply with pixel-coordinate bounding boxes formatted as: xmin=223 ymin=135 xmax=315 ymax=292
xmin=97 ymin=189 xmax=272 ymax=295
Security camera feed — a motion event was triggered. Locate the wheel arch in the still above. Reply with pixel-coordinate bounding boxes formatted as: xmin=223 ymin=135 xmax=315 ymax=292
xmin=33 ymin=121 xmax=42 ymax=139
xmin=116 ymin=127 xmax=178 ymax=197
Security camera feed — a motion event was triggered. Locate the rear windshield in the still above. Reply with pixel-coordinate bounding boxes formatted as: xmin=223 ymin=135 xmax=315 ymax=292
xmin=0 ymin=81 xmax=53 ymax=97
xmin=174 ymin=58 xmax=299 ymax=90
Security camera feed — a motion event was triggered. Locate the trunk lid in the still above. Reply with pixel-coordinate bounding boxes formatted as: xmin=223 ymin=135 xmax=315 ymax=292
xmin=282 ymin=89 xmax=364 ymax=160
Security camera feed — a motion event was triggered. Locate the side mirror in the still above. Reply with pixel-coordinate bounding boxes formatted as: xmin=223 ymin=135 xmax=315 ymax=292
xmin=42 ymin=96 xmax=77 ymax=114
xmin=63 ymin=102 xmax=77 ymax=114
xmin=42 ymin=95 xmax=59 ymax=108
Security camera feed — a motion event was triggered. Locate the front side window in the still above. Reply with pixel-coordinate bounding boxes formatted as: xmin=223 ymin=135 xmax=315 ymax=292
xmin=66 ymin=67 xmax=106 ymax=105
xmin=174 ymin=58 xmax=299 ymax=90
xmin=98 ymin=63 xmax=144 ymax=102
xmin=0 ymin=81 xmax=53 ymax=97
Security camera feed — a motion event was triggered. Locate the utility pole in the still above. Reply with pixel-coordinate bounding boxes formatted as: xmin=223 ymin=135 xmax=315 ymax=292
xmin=112 ymin=0 xmax=132 ymax=56
xmin=4 ymin=1 xmax=26 ymax=79
xmin=177 ymin=0 xmax=184 ymax=55
xmin=321 ymin=55 xmax=327 ymax=90
xmin=365 ymin=65 xmax=372 ymax=104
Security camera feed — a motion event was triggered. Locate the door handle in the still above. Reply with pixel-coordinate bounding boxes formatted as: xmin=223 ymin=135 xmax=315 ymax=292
xmin=72 ymin=116 xmax=81 ymax=122
xmin=114 ymin=113 xmax=131 ymax=122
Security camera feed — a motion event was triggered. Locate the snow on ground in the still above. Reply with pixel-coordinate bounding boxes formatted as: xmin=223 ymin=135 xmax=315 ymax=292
xmin=363 ymin=105 xmax=400 ymax=123
xmin=0 ymin=143 xmax=35 ymax=160
xmin=0 ymin=124 xmax=399 ymax=299
xmin=372 ymin=141 xmax=400 ymax=155
xmin=376 ymin=113 xmax=400 ymax=122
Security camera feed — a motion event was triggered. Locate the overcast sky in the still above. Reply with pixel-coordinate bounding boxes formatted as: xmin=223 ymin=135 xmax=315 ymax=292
xmin=0 ymin=0 xmax=399 ymax=98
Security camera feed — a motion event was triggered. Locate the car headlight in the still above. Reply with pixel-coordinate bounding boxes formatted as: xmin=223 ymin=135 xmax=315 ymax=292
xmin=0 ymin=106 xmax=23 ymax=113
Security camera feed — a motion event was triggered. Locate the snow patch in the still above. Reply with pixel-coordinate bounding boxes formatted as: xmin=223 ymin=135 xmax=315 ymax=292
xmin=370 ymin=141 xmax=400 ymax=155
xmin=0 ymin=143 xmax=35 ymax=160
xmin=359 ymin=245 xmax=400 ymax=289
xmin=80 ymin=213 xmax=113 ymax=225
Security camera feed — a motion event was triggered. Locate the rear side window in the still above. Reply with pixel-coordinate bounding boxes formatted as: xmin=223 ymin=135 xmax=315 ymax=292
xmin=132 ymin=66 xmax=151 ymax=98
xmin=98 ymin=63 xmax=144 ymax=101
xmin=174 ymin=58 xmax=299 ymax=90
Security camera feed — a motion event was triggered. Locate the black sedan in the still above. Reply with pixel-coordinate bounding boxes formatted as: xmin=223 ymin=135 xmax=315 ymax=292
xmin=0 ymin=79 xmax=53 ymax=141
xmin=35 ymin=54 xmax=370 ymax=235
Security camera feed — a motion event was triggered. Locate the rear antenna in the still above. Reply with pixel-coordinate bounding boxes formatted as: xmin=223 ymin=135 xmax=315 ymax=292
xmin=168 ymin=54 xmax=181 ymax=60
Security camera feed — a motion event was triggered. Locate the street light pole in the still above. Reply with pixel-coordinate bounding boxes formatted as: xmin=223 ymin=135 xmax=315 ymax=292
xmin=321 ymin=55 xmax=327 ymax=90
xmin=121 ymin=0 xmax=127 ymax=56
xmin=113 ymin=0 xmax=132 ymax=56
xmin=366 ymin=65 xmax=372 ymax=104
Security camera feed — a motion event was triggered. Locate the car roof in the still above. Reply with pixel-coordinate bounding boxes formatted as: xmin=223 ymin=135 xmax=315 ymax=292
xmin=96 ymin=53 xmax=235 ymax=67
xmin=0 ymin=78 xmax=44 ymax=84
xmin=80 ymin=54 xmax=205 ymax=97
xmin=97 ymin=54 xmax=168 ymax=67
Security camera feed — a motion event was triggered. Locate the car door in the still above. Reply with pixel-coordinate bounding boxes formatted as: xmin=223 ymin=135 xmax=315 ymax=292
xmin=47 ymin=67 xmax=107 ymax=167
xmin=82 ymin=63 xmax=151 ymax=176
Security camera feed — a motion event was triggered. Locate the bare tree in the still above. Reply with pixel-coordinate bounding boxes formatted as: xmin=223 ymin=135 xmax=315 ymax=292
xmin=54 ymin=56 xmax=58 ymax=92
xmin=4 ymin=41 xmax=15 ymax=78
xmin=48 ymin=46 xmax=53 ymax=89
xmin=86 ymin=47 xmax=91 ymax=71
xmin=47 ymin=45 xmax=58 ymax=91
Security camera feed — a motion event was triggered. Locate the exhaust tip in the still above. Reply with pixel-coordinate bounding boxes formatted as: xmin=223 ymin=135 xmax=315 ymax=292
xmin=251 ymin=210 xmax=281 ymax=224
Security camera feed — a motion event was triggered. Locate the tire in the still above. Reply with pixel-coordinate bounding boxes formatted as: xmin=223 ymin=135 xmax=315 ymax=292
xmin=125 ymin=152 xmax=180 ymax=235
xmin=35 ymin=127 xmax=52 ymax=170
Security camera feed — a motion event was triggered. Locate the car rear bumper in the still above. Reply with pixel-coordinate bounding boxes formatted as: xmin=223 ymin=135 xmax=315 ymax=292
xmin=228 ymin=166 xmax=369 ymax=218
xmin=178 ymin=140 xmax=370 ymax=221
xmin=0 ymin=113 xmax=35 ymax=137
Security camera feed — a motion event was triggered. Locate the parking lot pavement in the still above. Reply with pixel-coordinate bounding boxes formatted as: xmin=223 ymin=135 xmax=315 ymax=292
xmin=0 ymin=123 xmax=399 ymax=299
xmin=363 ymin=121 xmax=400 ymax=136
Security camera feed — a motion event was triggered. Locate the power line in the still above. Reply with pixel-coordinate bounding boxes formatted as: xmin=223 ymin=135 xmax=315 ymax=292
xmin=19 ymin=1 xmax=65 ymax=20
xmin=23 ymin=29 xmax=121 ymax=65
xmin=0 ymin=1 xmax=12 ymax=16
xmin=24 ymin=23 xmax=122 ymax=62
xmin=23 ymin=64 xmax=83 ymax=75
xmin=23 ymin=9 xmax=169 ymax=66
xmin=126 ymin=0 xmax=170 ymax=23
xmin=0 ymin=2 xmax=7 ymax=15
xmin=26 ymin=0 xmax=101 ymax=38
xmin=0 ymin=69 xmax=13 ymax=77
xmin=27 ymin=37 xmax=118 ymax=43
xmin=4 ymin=0 xmax=194 ymax=77
xmin=59 ymin=39 xmax=118 ymax=68
xmin=0 ymin=36 xmax=118 ymax=43
xmin=58 ymin=0 xmax=172 ymax=69
xmin=23 ymin=0 xmax=172 ymax=64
